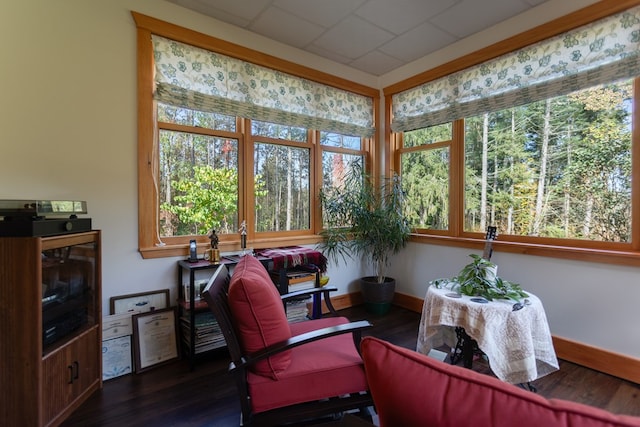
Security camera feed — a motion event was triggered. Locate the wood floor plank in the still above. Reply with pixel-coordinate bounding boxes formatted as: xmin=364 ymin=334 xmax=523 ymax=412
xmin=606 ymin=383 xmax=640 ymax=415
xmin=61 ymin=305 xmax=640 ymax=426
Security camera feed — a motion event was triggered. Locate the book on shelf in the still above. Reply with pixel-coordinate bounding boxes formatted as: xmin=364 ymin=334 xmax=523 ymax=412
xmin=288 ymin=280 xmax=316 ymax=291
xmin=285 ymin=297 xmax=311 ymax=323
xmin=286 ymin=271 xmax=314 ymax=279
xmin=181 ymin=311 xmax=217 ymax=326
xmin=180 ymin=312 xmax=226 ymax=353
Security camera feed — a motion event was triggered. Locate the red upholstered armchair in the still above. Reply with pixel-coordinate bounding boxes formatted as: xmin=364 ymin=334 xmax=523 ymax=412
xmin=202 ymin=255 xmax=373 ymax=426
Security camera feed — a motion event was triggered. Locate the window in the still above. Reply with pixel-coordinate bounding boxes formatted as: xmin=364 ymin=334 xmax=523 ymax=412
xmin=252 ymin=120 xmax=311 ymax=232
xmin=158 ymin=104 xmax=240 ymax=237
xmin=387 ymin=3 xmax=640 ymax=265
xmin=400 ymin=124 xmax=452 ymax=231
xmin=320 ymin=131 xmax=366 ymax=190
xmin=463 ymin=81 xmax=632 ymax=242
xmin=319 ymin=131 xmax=367 ymax=228
xmin=401 ymin=80 xmax=634 ymax=242
xmin=133 ymin=12 xmax=377 ymax=258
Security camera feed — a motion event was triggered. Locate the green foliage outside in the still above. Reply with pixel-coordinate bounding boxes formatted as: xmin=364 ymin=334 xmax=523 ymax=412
xmin=161 ymin=165 xmax=268 ymax=236
xmin=161 ymin=165 xmax=238 ymax=235
xmin=402 ymin=81 xmax=632 ymax=242
xmin=318 ymin=162 xmax=411 ymax=283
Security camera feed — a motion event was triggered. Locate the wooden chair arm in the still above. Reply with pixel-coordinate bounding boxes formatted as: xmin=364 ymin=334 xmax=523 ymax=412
xmin=231 ymin=320 xmax=373 ymax=372
xmin=281 ymin=286 xmax=339 ymax=315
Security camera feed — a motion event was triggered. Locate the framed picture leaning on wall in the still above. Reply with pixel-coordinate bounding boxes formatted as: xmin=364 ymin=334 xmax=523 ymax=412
xmin=109 ymin=289 xmax=170 ymax=314
xmin=132 ymin=307 xmax=179 ymax=373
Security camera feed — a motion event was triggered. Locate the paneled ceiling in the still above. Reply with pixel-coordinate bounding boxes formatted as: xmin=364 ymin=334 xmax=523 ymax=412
xmin=167 ymin=0 xmax=549 ymax=76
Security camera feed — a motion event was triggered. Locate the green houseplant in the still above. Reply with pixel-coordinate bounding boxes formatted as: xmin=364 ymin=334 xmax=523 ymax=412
xmin=318 ymin=162 xmax=411 ymax=314
xmin=431 ymin=254 xmax=528 ymax=302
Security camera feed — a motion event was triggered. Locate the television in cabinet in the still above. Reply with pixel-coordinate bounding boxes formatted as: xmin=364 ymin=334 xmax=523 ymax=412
xmin=0 ymin=230 xmax=102 ymax=427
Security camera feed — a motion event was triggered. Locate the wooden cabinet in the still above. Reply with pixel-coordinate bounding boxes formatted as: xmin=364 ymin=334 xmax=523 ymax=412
xmin=0 ymin=231 xmax=102 ymax=427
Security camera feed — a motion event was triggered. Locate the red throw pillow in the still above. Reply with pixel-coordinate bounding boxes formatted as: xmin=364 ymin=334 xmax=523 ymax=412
xmin=361 ymin=337 xmax=640 ymax=427
xmin=228 ymin=255 xmax=291 ymax=379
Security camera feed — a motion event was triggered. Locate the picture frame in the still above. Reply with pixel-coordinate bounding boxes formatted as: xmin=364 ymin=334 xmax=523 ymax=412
xmin=132 ymin=307 xmax=179 ymax=373
xmin=102 ymin=335 xmax=133 ymax=380
xmin=109 ymin=289 xmax=170 ymax=315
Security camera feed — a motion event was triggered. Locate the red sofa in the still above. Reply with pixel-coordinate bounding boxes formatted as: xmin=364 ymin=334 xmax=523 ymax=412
xmin=361 ymin=337 xmax=640 ymax=427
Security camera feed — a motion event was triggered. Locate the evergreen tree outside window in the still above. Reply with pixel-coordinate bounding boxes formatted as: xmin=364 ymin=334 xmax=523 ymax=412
xmin=463 ymin=80 xmax=632 ymax=242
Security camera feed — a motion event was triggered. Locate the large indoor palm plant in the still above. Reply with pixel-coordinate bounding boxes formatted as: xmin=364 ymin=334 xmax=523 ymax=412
xmin=318 ymin=162 xmax=411 ymax=314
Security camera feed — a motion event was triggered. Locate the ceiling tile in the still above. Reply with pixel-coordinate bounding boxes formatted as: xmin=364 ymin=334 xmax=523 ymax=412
xmin=312 ymin=15 xmax=395 ymax=59
xmin=349 ymin=50 xmax=404 ymax=75
xmin=184 ymin=0 xmax=273 ymax=22
xmin=168 ymin=0 xmax=551 ymax=76
xmin=356 ymin=0 xmax=460 ymax=35
xmin=167 ymin=0 xmax=252 ymax=26
xmin=432 ymin=0 xmax=530 ymax=39
xmin=273 ymin=0 xmax=367 ymax=27
xmin=250 ymin=7 xmax=325 ymax=47
xmin=304 ymin=44 xmax=353 ymax=65
xmin=379 ymin=21 xmax=457 ymax=62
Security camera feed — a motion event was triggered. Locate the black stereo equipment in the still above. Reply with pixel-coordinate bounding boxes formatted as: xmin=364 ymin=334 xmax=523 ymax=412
xmin=43 ymin=307 xmax=88 ymax=347
xmin=0 ymin=200 xmax=91 ymax=237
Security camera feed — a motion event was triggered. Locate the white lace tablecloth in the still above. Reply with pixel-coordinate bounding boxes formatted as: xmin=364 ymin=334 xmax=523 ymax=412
xmin=417 ymin=285 xmax=559 ymax=384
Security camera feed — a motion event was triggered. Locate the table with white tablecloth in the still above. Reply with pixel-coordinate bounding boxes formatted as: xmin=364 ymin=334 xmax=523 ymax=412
xmin=417 ymin=284 xmax=559 ymax=384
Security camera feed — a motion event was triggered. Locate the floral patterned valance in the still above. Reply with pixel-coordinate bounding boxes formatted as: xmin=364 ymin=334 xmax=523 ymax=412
xmin=391 ymin=6 xmax=640 ymax=132
xmin=152 ymin=36 xmax=375 ymax=138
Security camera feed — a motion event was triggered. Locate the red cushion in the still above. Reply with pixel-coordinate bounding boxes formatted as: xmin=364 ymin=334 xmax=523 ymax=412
xmin=228 ymin=255 xmax=291 ymax=379
xmin=247 ymin=317 xmax=368 ymax=413
xmin=361 ymin=337 xmax=640 ymax=427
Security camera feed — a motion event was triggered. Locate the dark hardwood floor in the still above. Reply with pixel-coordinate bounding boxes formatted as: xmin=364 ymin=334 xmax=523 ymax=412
xmin=62 ymin=305 xmax=640 ymax=427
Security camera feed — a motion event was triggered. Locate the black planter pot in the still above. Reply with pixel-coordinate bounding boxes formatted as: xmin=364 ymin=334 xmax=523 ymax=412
xmin=359 ymin=276 xmax=396 ymax=315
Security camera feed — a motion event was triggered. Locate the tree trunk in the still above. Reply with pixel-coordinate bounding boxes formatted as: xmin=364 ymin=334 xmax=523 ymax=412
xmin=563 ymin=124 xmax=572 ymax=238
xmin=491 ymin=152 xmax=497 ymax=225
xmin=584 ymin=186 xmax=593 ymax=238
xmin=286 ymin=147 xmax=292 ymax=230
xmin=480 ymin=112 xmax=489 ymax=231
xmin=507 ymin=110 xmax=515 ymax=235
xmin=275 ymin=151 xmax=281 ymax=231
xmin=533 ymin=98 xmax=551 ymax=236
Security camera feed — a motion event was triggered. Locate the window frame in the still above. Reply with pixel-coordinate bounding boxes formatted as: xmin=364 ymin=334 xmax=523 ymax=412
xmin=249 ymin=124 xmax=314 ymax=238
xmin=157 ymin=114 xmax=245 ymax=240
xmin=133 ymin=12 xmax=378 ymax=259
xmin=386 ymin=0 xmax=640 ymax=267
xmin=397 ymin=135 xmax=453 ymax=235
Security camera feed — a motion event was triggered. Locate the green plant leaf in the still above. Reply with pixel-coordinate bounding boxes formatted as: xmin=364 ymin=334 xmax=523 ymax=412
xmin=317 ymin=162 xmax=410 ymax=283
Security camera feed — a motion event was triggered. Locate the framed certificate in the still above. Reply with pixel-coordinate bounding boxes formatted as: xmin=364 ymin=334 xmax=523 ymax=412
xmin=132 ymin=307 xmax=179 ymax=372
xmin=102 ymin=312 xmax=135 ymax=339
xmin=102 ymin=335 xmax=133 ymax=380
xmin=109 ymin=289 xmax=170 ymax=314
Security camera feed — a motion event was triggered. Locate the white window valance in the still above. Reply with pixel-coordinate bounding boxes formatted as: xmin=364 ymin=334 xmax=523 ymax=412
xmin=391 ymin=6 xmax=640 ymax=132
xmin=152 ymin=36 xmax=375 ymax=138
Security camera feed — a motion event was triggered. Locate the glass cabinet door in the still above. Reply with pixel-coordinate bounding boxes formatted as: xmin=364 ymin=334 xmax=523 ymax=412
xmin=41 ymin=236 xmax=98 ymax=350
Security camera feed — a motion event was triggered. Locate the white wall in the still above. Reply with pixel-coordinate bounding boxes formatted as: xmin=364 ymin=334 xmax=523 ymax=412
xmin=1 ymin=0 xmax=637 ymax=360
xmin=389 ymin=243 xmax=640 ymax=358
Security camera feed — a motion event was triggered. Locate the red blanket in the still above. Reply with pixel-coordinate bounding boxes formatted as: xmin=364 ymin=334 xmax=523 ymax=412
xmin=257 ymin=246 xmax=327 ymax=273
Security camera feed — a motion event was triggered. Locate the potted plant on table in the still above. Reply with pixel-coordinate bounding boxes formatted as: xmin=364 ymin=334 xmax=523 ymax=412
xmin=431 ymin=254 xmax=529 ymax=303
xmin=318 ymin=162 xmax=411 ymax=314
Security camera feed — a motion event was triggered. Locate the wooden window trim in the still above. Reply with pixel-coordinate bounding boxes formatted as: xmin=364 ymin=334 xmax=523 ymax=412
xmin=388 ymin=0 xmax=640 ymax=268
xmin=133 ymin=12 xmax=378 ymax=259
